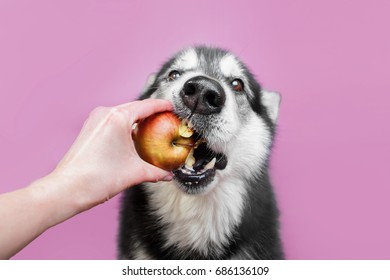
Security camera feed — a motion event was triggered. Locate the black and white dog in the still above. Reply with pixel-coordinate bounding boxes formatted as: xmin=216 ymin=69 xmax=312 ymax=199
xmin=118 ymin=46 xmax=283 ymax=259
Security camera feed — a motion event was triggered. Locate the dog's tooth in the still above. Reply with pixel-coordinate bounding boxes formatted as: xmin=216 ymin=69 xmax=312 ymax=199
xmin=204 ymin=157 xmax=216 ymax=170
xmin=183 ymin=168 xmax=193 ymax=174
xmin=185 ymin=148 xmax=195 ymax=168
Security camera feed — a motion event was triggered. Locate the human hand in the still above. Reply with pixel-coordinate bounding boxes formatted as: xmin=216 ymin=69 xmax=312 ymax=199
xmin=51 ymin=99 xmax=173 ymax=210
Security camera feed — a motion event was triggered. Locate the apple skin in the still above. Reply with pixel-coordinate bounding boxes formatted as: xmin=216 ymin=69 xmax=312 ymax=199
xmin=132 ymin=111 xmax=195 ymax=171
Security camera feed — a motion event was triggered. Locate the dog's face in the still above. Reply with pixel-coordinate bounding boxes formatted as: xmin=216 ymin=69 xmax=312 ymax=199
xmin=141 ymin=47 xmax=280 ymax=195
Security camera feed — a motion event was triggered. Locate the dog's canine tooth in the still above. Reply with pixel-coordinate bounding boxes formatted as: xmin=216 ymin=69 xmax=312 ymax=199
xmin=203 ymin=157 xmax=216 ymax=171
xmin=185 ymin=148 xmax=195 ymax=168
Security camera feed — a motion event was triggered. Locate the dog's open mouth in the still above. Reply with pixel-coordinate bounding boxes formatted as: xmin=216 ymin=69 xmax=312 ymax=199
xmin=173 ymin=130 xmax=228 ymax=192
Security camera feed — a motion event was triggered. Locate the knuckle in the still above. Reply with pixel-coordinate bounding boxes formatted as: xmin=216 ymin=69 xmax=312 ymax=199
xmin=90 ymin=106 xmax=107 ymax=117
xmin=107 ymin=107 xmax=127 ymax=124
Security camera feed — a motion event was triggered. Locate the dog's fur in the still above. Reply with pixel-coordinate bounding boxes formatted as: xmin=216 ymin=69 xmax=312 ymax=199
xmin=118 ymin=46 xmax=283 ymax=259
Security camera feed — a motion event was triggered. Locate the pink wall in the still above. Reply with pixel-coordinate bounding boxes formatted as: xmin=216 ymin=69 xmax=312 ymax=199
xmin=1 ymin=0 xmax=389 ymax=259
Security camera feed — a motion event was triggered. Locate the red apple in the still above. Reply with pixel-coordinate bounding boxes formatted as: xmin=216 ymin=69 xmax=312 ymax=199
xmin=132 ymin=111 xmax=195 ymax=171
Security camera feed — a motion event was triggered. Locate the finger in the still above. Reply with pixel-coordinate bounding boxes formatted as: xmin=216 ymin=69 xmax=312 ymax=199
xmin=135 ymin=163 xmax=174 ymax=185
xmin=118 ymin=99 xmax=173 ymax=122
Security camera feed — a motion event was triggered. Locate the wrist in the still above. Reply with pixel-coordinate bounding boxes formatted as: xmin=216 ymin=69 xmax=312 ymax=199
xmin=27 ymin=171 xmax=88 ymax=229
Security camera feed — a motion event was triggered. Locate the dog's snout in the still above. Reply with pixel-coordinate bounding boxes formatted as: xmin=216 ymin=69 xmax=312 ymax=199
xmin=181 ymin=76 xmax=226 ymax=115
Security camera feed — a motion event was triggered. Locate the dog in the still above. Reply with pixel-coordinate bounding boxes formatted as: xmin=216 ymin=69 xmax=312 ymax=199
xmin=118 ymin=46 xmax=283 ymax=259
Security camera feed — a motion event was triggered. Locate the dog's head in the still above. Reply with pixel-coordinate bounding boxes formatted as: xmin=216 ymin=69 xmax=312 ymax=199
xmin=141 ymin=46 xmax=280 ymax=194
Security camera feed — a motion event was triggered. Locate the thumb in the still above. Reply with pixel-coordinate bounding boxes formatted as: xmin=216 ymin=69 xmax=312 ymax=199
xmin=140 ymin=163 xmax=174 ymax=184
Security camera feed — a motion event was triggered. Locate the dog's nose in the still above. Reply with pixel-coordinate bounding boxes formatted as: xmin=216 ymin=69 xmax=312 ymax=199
xmin=180 ymin=76 xmax=226 ymax=115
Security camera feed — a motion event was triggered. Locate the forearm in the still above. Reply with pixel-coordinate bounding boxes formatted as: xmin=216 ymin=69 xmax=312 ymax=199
xmin=0 ymin=173 xmax=85 ymax=259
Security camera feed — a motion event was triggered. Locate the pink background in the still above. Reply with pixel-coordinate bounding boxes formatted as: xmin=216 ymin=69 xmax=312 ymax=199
xmin=1 ymin=0 xmax=389 ymax=259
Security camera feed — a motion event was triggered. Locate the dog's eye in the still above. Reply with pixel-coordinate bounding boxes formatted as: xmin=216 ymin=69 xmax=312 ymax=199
xmin=168 ymin=70 xmax=181 ymax=81
xmin=231 ymin=79 xmax=244 ymax=91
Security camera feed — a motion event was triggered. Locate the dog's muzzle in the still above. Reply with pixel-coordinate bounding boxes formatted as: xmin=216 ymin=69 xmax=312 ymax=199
xmin=180 ymin=76 xmax=226 ymax=115
xmin=173 ymin=76 xmax=228 ymax=194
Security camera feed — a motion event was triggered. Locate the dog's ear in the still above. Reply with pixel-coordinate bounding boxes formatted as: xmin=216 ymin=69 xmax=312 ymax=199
xmin=261 ymin=90 xmax=281 ymax=124
xmin=141 ymin=73 xmax=156 ymax=94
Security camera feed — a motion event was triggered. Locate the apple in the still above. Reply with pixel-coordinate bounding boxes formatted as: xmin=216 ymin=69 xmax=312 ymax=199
xmin=132 ymin=111 xmax=196 ymax=171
